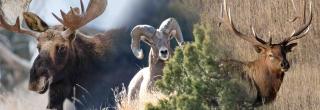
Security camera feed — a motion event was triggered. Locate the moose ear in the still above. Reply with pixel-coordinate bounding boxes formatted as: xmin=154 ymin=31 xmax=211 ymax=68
xmin=23 ymin=12 xmax=49 ymax=32
xmin=253 ymin=45 xmax=266 ymax=53
xmin=285 ymin=43 xmax=298 ymax=52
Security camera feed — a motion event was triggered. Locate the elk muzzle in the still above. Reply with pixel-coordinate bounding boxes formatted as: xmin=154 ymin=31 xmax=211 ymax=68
xmin=280 ymin=60 xmax=290 ymax=72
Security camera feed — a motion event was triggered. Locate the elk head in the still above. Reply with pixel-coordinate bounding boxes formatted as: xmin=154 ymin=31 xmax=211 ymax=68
xmin=220 ymin=0 xmax=312 ymax=73
xmin=0 ymin=0 xmax=107 ymax=94
xmin=131 ymin=18 xmax=184 ymax=61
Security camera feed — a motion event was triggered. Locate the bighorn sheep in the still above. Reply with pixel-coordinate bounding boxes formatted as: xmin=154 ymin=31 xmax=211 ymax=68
xmin=128 ymin=18 xmax=184 ymax=100
xmin=219 ymin=0 xmax=312 ymax=106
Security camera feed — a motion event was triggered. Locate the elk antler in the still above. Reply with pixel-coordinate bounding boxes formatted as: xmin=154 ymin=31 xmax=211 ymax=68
xmin=52 ymin=0 xmax=107 ymax=31
xmin=219 ymin=0 xmax=267 ymax=48
xmin=0 ymin=15 xmax=39 ymax=38
xmin=281 ymin=0 xmax=312 ymax=44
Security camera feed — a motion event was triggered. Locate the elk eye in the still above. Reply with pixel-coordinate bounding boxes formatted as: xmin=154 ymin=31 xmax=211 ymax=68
xmin=268 ymin=53 xmax=274 ymax=59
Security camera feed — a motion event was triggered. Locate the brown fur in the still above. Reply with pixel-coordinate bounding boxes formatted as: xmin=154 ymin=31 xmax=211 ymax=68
xmin=21 ymin=12 xmax=116 ymax=110
xmin=218 ymin=0 xmax=312 ymax=106
xmin=219 ymin=44 xmax=297 ymax=107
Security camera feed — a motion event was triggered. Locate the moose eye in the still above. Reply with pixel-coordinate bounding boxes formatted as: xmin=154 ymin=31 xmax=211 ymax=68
xmin=56 ymin=45 xmax=66 ymax=57
xmin=37 ymin=45 xmax=41 ymax=50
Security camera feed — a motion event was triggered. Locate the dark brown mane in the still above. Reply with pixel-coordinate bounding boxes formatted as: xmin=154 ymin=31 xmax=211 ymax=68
xmin=73 ymin=31 xmax=113 ymax=58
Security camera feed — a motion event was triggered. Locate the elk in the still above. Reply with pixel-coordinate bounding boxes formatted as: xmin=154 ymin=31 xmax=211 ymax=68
xmin=219 ymin=0 xmax=312 ymax=106
xmin=0 ymin=0 xmax=125 ymax=109
xmin=127 ymin=18 xmax=184 ymax=101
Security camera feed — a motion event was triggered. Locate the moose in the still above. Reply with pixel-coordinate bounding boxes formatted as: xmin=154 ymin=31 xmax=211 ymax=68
xmin=219 ymin=0 xmax=312 ymax=106
xmin=0 ymin=0 xmax=131 ymax=109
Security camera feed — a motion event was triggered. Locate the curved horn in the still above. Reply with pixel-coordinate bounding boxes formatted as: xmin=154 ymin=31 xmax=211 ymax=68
xmin=159 ymin=18 xmax=184 ymax=46
xmin=131 ymin=25 xmax=156 ymax=59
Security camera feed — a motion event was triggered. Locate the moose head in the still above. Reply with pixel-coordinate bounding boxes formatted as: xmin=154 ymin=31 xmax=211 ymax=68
xmin=0 ymin=0 xmax=107 ymax=94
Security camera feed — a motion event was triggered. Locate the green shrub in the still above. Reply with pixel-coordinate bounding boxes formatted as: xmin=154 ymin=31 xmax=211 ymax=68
xmin=146 ymin=24 xmax=255 ymax=110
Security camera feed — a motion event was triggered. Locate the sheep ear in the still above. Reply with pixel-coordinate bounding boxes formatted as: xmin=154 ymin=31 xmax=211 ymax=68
xmin=141 ymin=36 xmax=154 ymax=46
xmin=169 ymin=30 xmax=176 ymax=40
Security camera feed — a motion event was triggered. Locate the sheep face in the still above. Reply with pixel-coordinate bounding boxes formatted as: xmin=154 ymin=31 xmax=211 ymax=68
xmin=130 ymin=18 xmax=184 ymax=61
xmin=155 ymin=31 xmax=172 ymax=61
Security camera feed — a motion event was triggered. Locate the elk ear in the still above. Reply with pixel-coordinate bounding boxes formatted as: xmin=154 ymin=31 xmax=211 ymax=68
xmin=285 ymin=43 xmax=298 ymax=52
xmin=23 ymin=12 xmax=49 ymax=32
xmin=253 ymin=45 xmax=266 ymax=53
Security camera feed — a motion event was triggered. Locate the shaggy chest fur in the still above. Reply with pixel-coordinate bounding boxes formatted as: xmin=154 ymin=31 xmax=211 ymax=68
xmin=218 ymin=59 xmax=285 ymax=106
xmin=245 ymin=61 xmax=285 ymax=103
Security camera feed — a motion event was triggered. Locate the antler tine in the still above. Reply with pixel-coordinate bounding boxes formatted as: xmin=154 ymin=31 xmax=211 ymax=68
xmin=288 ymin=0 xmax=299 ymax=22
xmin=220 ymin=0 xmax=267 ymax=47
xmin=282 ymin=0 xmax=312 ymax=44
xmin=52 ymin=0 xmax=107 ymax=31
xmin=0 ymin=15 xmax=39 ymax=38
xmin=303 ymin=0 xmax=307 ymax=24
xmin=251 ymin=26 xmax=267 ymax=44
xmin=80 ymin=0 xmax=85 ymax=14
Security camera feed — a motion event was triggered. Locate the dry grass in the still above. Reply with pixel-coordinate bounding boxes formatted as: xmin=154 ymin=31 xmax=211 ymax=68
xmin=0 ymin=82 xmax=47 ymax=110
xmin=0 ymin=82 xmax=76 ymax=110
xmin=113 ymin=86 xmax=167 ymax=110
xmin=0 ymin=83 xmax=166 ymax=110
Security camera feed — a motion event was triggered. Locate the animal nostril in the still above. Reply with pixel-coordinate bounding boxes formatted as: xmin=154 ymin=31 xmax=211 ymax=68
xmin=285 ymin=63 xmax=290 ymax=68
xmin=281 ymin=62 xmax=289 ymax=68
xmin=161 ymin=50 xmax=168 ymax=54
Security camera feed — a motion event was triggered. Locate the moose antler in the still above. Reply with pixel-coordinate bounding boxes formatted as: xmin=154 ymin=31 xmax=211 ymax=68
xmin=52 ymin=0 xmax=107 ymax=31
xmin=281 ymin=0 xmax=312 ymax=44
xmin=219 ymin=0 xmax=267 ymax=48
xmin=0 ymin=15 xmax=39 ymax=38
